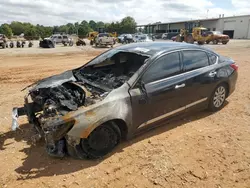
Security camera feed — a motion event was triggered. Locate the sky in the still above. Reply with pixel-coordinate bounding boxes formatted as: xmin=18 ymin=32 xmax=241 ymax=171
xmin=0 ymin=0 xmax=249 ymax=26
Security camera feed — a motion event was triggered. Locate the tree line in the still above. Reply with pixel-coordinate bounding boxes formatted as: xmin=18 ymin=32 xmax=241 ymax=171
xmin=0 ymin=16 xmax=137 ymax=40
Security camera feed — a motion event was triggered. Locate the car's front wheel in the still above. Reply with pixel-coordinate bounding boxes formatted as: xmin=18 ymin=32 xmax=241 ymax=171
xmin=208 ymin=84 xmax=228 ymax=112
xmin=80 ymin=122 xmax=121 ymax=159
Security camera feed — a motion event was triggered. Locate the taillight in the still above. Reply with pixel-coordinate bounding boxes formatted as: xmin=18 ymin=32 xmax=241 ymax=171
xmin=230 ymin=63 xmax=238 ymax=71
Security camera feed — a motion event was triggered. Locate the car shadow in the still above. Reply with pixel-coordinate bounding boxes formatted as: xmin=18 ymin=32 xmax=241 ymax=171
xmin=0 ymin=102 xmax=228 ymax=180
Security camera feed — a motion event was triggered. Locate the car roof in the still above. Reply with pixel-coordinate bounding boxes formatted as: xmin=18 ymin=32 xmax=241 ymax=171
xmin=115 ymin=42 xmax=214 ymax=56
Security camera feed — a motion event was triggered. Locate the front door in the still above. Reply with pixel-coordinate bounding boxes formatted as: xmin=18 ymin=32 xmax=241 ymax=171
xmin=129 ymin=51 xmax=188 ymax=132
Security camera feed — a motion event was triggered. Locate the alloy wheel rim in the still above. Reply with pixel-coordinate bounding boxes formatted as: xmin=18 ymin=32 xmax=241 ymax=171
xmin=213 ymin=86 xmax=226 ymax=108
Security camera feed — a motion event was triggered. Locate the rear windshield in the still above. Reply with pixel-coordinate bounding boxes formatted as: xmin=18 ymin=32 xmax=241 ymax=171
xmin=99 ymin=33 xmax=109 ymax=37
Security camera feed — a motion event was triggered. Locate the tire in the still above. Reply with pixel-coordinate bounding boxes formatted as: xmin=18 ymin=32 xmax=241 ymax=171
xmin=186 ymin=34 xmax=194 ymax=44
xmin=176 ymin=35 xmax=182 ymax=42
xmin=10 ymin=43 xmax=14 ymax=48
xmin=68 ymin=41 xmax=73 ymax=46
xmin=2 ymin=43 xmax=5 ymax=49
xmin=80 ymin=122 xmax=121 ymax=159
xmin=213 ymin=40 xmax=218 ymax=44
xmin=95 ymin=43 xmax=98 ymax=47
xmin=208 ymin=84 xmax=228 ymax=112
xmin=198 ymin=41 xmax=204 ymax=45
xmin=222 ymin=41 xmax=228 ymax=45
xmin=90 ymin=40 xmax=94 ymax=45
xmin=206 ymin=41 xmax=210 ymax=44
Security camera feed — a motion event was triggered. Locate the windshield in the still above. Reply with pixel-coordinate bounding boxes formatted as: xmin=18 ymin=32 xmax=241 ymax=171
xmin=99 ymin=33 xmax=109 ymax=37
xmin=84 ymin=49 xmax=120 ymax=67
xmin=213 ymin=31 xmax=222 ymax=35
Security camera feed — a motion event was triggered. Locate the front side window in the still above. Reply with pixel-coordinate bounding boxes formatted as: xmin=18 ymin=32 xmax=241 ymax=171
xmin=183 ymin=50 xmax=209 ymax=71
xmin=142 ymin=52 xmax=181 ymax=83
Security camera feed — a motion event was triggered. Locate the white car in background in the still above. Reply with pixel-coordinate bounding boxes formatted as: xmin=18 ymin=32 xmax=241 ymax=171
xmin=133 ymin=34 xmax=153 ymax=42
xmin=47 ymin=34 xmax=74 ymax=46
xmin=118 ymin=34 xmax=126 ymax=43
xmin=162 ymin=33 xmax=168 ymax=39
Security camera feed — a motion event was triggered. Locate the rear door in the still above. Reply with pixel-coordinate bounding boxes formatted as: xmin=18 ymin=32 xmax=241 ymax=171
xmin=129 ymin=51 xmax=189 ymax=131
xmin=181 ymin=50 xmax=219 ymax=110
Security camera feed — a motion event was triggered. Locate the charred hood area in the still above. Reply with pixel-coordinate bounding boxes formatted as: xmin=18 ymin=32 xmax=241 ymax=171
xmin=25 ymin=51 xmax=149 ymax=157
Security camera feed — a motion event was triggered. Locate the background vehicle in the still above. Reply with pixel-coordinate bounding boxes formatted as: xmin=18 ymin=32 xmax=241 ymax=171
xmin=133 ymin=34 xmax=153 ymax=42
xmin=12 ymin=42 xmax=238 ymax=159
xmin=176 ymin=27 xmax=209 ymax=44
xmin=39 ymin=38 xmax=55 ymax=48
xmin=122 ymin=34 xmax=133 ymax=44
xmin=162 ymin=33 xmax=168 ymax=39
xmin=47 ymin=34 xmax=74 ymax=46
xmin=205 ymin=31 xmax=230 ymax=44
xmin=171 ymin=36 xmax=177 ymax=41
xmin=76 ymin=38 xmax=86 ymax=46
xmin=0 ymin=34 xmax=7 ymax=49
xmin=88 ymin=29 xmax=117 ymax=45
xmin=118 ymin=34 xmax=126 ymax=43
xmin=95 ymin=33 xmax=115 ymax=47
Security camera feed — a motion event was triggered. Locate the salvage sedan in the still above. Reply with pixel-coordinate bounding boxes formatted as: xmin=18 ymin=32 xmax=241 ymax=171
xmin=12 ymin=42 xmax=238 ymax=159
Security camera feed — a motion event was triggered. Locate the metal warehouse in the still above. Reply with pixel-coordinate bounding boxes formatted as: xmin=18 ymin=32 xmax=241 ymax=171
xmin=137 ymin=14 xmax=250 ymax=39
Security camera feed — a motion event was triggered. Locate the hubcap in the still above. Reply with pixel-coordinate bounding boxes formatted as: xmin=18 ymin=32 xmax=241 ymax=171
xmin=213 ymin=86 xmax=226 ymax=108
xmin=88 ymin=127 xmax=112 ymax=151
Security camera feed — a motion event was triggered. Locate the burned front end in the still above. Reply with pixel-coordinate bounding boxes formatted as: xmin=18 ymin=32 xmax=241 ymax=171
xmin=12 ymin=50 xmax=149 ymax=158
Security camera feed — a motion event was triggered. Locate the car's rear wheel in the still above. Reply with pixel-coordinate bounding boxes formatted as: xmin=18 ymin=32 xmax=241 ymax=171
xmin=208 ymin=84 xmax=227 ymax=112
xmin=80 ymin=122 xmax=121 ymax=159
xmin=222 ymin=41 xmax=228 ymax=45
xmin=213 ymin=39 xmax=218 ymax=44
xmin=198 ymin=41 xmax=204 ymax=45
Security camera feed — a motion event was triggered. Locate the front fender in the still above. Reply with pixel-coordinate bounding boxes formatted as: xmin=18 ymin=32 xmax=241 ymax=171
xmin=66 ymin=93 xmax=131 ymax=139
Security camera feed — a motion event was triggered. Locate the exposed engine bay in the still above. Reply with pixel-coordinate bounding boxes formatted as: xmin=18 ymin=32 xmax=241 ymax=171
xmin=16 ymin=51 xmax=149 ymax=158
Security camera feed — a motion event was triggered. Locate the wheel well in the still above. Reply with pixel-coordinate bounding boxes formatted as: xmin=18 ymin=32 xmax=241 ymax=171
xmin=109 ymin=119 xmax=128 ymax=140
xmin=219 ymin=82 xmax=230 ymax=98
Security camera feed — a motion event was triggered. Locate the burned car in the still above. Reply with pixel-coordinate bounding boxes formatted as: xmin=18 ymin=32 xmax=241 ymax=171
xmin=12 ymin=42 xmax=238 ymax=159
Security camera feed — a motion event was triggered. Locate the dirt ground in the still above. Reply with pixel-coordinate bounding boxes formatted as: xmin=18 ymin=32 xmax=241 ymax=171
xmin=0 ymin=40 xmax=250 ymax=188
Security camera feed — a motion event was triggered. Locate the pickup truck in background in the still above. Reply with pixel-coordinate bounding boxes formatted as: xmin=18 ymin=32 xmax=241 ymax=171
xmin=95 ymin=33 xmax=115 ymax=47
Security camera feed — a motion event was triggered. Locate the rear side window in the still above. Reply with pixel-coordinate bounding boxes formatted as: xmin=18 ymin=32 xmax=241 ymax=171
xmin=183 ymin=50 xmax=209 ymax=71
xmin=142 ymin=52 xmax=181 ymax=83
xmin=207 ymin=53 xmax=217 ymax=65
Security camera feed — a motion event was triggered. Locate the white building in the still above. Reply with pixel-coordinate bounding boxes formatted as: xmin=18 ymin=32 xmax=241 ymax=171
xmin=138 ymin=14 xmax=250 ymax=39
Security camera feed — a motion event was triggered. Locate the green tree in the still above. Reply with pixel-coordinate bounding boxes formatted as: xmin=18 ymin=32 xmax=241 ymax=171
xmin=0 ymin=24 xmax=13 ymax=38
xmin=24 ymin=26 xmax=39 ymax=40
xmin=9 ymin=21 xmax=25 ymax=35
xmin=96 ymin=21 xmax=105 ymax=29
xmin=120 ymin=16 xmax=137 ymax=33
xmin=78 ymin=22 xmax=93 ymax=37
xmin=89 ymin=20 xmax=97 ymax=31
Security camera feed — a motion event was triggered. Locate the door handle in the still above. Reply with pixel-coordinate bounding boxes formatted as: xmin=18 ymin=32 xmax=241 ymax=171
xmin=209 ymin=71 xmax=217 ymax=77
xmin=175 ymin=83 xmax=185 ymax=89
